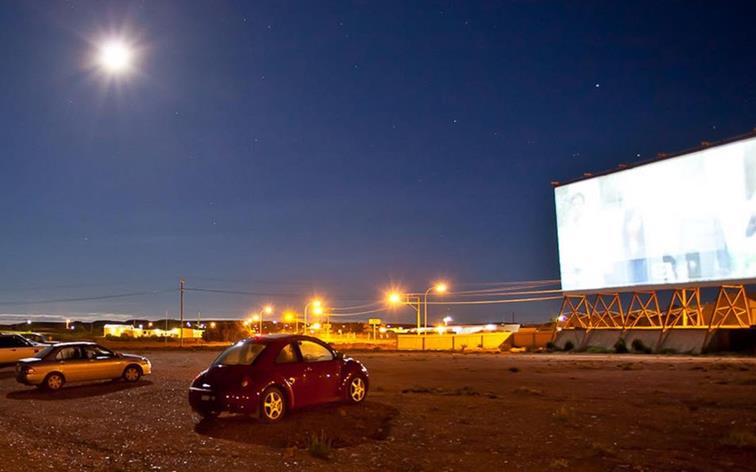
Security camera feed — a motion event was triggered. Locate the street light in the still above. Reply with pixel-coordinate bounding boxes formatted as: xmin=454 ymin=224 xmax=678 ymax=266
xmin=424 ymin=282 xmax=450 ymax=333
xmin=443 ymin=316 xmax=453 ymax=326
xmin=250 ymin=313 xmax=261 ymax=333
xmin=386 ymin=290 xmax=422 ymax=333
xmin=97 ymin=39 xmax=134 ymax=74
xmin=248 ymin=304 xmax=273 ymax=335
xmin=283 ymin=311 xmax=297 ymax=333
xmin=304 ymin=299 xmax=324 ymax=334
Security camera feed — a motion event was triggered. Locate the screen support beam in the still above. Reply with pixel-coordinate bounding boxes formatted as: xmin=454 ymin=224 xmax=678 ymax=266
xmin=557 ymin=284 xmax=753 ymax=333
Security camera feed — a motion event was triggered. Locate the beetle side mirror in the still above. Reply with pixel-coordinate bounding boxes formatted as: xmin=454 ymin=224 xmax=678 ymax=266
xmin=335 ymin=351 xmax=344 ymax=360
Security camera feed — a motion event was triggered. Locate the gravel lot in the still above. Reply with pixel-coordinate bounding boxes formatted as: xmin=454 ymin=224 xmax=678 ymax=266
xmin=1 ymin=350 xmax=755 ymax=471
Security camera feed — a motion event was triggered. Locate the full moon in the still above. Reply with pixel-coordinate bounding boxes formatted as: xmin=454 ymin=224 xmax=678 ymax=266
xmin=98 ymin=40 xmax=133 ymax=73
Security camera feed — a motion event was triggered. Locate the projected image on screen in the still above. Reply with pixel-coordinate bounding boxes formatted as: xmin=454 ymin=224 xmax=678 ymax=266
xmin=555 ymin=136 xmax=756 ymax=292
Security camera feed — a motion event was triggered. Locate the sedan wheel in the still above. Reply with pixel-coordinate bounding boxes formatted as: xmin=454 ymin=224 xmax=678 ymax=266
xmin=45 ymin=373 xmax=64 ymax=391
xmin=348 ymin=375 xmax=367 ymax=403
xmin=123 ymin=366 xmax=142 ymax=382
xmin=261 ymin=387 xmax=286 ymax=423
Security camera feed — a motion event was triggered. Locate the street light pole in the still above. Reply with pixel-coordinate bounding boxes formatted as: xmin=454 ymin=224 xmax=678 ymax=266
xmin=423 ymin=287 xmax=433 ymax=333
xmin=409 ymin=295 xmax=421 ymax=333
xmin=179 ymin=278 xmax=185 ymax=348
xmin=304 ymin=304 xmax=310 ymax=334
xmin=303 ymin=300 xmax=323 ymax=335
xmin=423 ymin=282 xmax=448 ymax=333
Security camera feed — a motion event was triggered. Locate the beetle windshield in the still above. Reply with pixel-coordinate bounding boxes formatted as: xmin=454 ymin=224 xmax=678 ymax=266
xmin=212 ymin=341 xmax=266 ymax=366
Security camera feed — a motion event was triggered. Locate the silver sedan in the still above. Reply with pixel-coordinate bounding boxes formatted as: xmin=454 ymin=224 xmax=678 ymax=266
xmin=16 ymin=341 xmax=151 ymax=391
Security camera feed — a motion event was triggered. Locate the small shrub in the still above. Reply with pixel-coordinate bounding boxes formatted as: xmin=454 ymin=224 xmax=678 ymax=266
xmin=513 ymin=386 xmax=543 ymax=396
xmin=613 ymin=338 xmax=628 ymax=353
xmin=401 ymin=386 xmax=437 ymax=394
xmin=720 ymin=429 xmax=756 ymax=448
xmin=451 ymin=386 xmax=480 ymax=396
xmin=553 ymin=405 xmax=573 ymax=422
xmin=549 ymin=458 xmax=569 ymax=469
xmin=658 ymin=348 xmax=678 ymax=355
xmin=631 ymin=339 xmax=652 ymax=354
xmin=590 ymin=441 xmax=617 ymax=457
xmin=563 ymin=341 xmax=575 ymax=351
xmin=306 ymin=430 xmax=333 ymax=460
xmin=585 ymin=346 xmax=610 ymax=354
xmin=546 ymin=341 xmax=558 ymax=351
xmin=508 ymin=367 xmax=520 ymax=373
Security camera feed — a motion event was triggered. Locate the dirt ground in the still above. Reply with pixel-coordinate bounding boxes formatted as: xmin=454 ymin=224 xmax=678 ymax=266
xmin=1 ymin=351 xmax=755 ymax=472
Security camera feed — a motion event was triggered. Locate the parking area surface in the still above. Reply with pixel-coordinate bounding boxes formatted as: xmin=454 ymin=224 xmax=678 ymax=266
xmin=1 ymin=350 xmax=755 ymax=471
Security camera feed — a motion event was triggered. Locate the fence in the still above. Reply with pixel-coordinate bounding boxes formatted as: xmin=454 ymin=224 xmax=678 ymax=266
xmin=396 ymin=332 xmax=512 ymax=351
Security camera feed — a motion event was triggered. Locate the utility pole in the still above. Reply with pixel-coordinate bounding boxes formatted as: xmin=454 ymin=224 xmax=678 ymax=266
xmin=179 ymin=278 xmax=185 ymax=347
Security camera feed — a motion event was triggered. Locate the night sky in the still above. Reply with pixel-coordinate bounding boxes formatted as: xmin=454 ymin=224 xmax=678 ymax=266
xmin=1 ymin=1 xmax=754 ymax=324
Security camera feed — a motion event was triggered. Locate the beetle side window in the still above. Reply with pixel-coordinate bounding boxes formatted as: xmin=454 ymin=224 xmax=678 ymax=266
xmin=275 ymin=343 xmax=299 ymax=364
xmin=298 ymin=341 xmax=334 ymax=362
xmin=212 ymin=342 xmax=266 ymax=366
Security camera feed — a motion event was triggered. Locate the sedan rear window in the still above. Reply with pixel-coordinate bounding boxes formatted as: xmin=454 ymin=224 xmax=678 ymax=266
xmin=213 ymin=342 xmax=266 ymax=366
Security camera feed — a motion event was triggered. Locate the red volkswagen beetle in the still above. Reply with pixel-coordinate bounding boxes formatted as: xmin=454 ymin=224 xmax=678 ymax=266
xmin=189 ymin=334 xmax=369 ymax=422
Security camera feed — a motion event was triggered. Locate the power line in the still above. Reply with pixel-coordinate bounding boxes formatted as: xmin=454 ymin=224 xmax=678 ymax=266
xmin=450 ymin=288 xmax=564 ymax=297
xmin=331 ymin=301 xmax=383 ymax=311
xmin=450 ymin=282 xmax=560 ymax=295
xmin=184 ymin=286 xmax=378 ymax=303
xmin=328 ymin=308 xmax=385 ymax=317
xmin=0 ymin=289 xmax=176 ymax=307
xmin=455 ymin=278 xmax=560 ymax=287
xmin=184 ymin=287 xmax=303 ymax=298
xmin=426 ymin=295 xmax=563 ymax=305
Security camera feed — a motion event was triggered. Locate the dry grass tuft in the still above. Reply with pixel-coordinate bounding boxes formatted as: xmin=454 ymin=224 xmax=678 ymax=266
xmin=721 ymin=429 xmax=756 ymax=448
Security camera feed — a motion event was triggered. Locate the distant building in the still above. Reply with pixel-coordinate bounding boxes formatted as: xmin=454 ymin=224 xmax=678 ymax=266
xmin=103 ymin=324 xmax=204 ymax=339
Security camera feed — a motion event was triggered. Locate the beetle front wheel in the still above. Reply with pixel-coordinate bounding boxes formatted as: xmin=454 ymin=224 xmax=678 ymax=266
xmin=347 ymin=375 xmax=367 ymax=403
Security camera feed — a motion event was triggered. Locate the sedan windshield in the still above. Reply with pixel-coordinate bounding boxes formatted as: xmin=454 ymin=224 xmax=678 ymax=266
xmin=212 ymin=341 xmax=266 ymax=366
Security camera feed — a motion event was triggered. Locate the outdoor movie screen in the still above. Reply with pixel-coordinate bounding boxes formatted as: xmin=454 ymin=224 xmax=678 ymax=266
xmin=555 ymin=136 xmax=756 ymax=293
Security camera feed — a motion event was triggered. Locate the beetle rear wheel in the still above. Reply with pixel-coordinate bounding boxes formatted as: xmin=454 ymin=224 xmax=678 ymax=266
xmin=261 ymin=387 xmax=286 ymax=423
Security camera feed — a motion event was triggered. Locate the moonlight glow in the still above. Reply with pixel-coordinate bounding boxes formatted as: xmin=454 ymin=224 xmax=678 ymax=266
xmin=98 ymin=40 xmax=133 ymax=73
